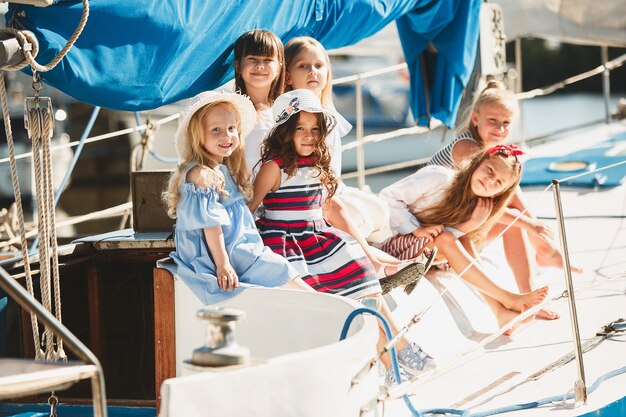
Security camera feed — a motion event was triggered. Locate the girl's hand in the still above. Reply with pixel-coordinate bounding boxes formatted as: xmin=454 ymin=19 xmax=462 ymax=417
xmin=411 ymin=225 xmax=444 ymax=242
xmin=216 ymin=263 xmax=239 ymax=292
xmin=469 ymin=198 xmax=492 ymax=229
xmin=460 ymin=198 xmax=493 ymax=232
xmin=528 ymin=219 xmax=554 ymax=241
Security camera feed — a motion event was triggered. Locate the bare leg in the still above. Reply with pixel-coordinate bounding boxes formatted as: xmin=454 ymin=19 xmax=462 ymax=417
xmin=364 ymin=293 xmax=412 ymax=367
xmin=324 ymin=198 xmax=408 ymax=276
xmin=507 ymin=188 xmax=582 ymax=273
xmin=482 ymin=295 xmax=537 ymax=334
xmin=432 ymin=231 xmax=547 ymax=312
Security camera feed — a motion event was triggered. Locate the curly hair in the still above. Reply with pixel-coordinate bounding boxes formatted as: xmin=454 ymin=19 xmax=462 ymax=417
xmin=418 ymin=150 xmax=522 ymax=242
xmin=234 ymin=29 xmax=285 ymax=103
xmin=260 ymin=111 xmax=337 ymax=200
xmin=164 ymin=101 xmax=252 ymax=218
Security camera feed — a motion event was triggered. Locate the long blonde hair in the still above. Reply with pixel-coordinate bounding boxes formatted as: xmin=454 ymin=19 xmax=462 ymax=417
xmin=284 ymin=37 xmax=335 ymax=110
xmin=165 ymin=101 xmax=251 ymax=218
xmin=459 ymin=80 xmax=518 ymax=144
xmin=418 ymin=150 xmax=522 ymax=242
xmin=261 ymin=111 xmax=337 ymax=201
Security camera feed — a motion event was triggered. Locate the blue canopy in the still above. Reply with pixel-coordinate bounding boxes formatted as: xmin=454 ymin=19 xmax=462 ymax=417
xmin=6 ymin=0 xmax=479 ymax=127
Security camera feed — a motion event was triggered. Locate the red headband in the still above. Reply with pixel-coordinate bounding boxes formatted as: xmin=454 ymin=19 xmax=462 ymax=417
xmin=486 ymin=144 xmax=524 ymax=170
xmin=485 ymin=144 xmax=524 ymax=157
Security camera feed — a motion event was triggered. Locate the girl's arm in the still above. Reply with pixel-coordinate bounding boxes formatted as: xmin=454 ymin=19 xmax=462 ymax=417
xmin=203 ymin=226 xmax=238 ymax=291
xmin=457 ymin=198 xmax=493 ymax=233
xmin=187 ymin=165 xmax=237 ymax=291
xmin=324 ymin=197 xmax=383 ymax=268
xmin=249 ymin=161 xmax=281 ymax=213
xmin=451 ymin=138 xmax=481 ymax=166
xmin=379 ymin=167 xmax=451 ymax=235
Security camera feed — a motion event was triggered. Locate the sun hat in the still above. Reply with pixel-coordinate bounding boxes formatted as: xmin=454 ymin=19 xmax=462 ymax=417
xmin=272 ymin=89 xmax=337 ymax=132
xmin=175 ymin=91 xmax=256 ymax=162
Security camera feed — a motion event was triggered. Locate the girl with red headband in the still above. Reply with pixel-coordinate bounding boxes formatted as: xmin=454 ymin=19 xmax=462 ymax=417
xmin=379 ymin=145 xmax=548 ymax=332
xmin=427 ymin=81 xmax=581 ymax=320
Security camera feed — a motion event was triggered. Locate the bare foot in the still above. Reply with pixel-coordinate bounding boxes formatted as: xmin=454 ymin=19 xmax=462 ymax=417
xmin=536 ymin=308 xmax=560 ymax=320
xmin=535 ymin=246 xmax=583 ymax=273
xmin=499 ymin=305 xmax=537 ymax=336
xmin=505 ymin=285 xmax=548 ymax=312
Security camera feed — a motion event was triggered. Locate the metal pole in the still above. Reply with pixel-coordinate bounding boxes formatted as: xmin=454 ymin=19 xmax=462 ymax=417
xmin=601 ymin=46 xmax=611 ymax=124
xmin=551 ymin=180 xmax=587 ymax=405
xmin=355 ymin=76 xmax=365 ymax=190
xmin=515 ymin=38 xmax=525 ymax=146
xmin=0 ymin=267 xmax=108 ymax=417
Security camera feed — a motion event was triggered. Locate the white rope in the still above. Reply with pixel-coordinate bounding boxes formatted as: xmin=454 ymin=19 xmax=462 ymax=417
xmin=0 ymin=73 xmax=42 ymax=358
xmin=0 ymin=202 xmax=133 ymax=251
xmin=6 ymin=0 xmax=90 ymax=73
xmin=32 ymin=124 xmax=55 ymax=357
xmin=0 ymin=115 xmax=181 ymax=166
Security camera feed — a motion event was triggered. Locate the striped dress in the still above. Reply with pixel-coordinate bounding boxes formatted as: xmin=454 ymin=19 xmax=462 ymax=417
xmin=256 ymin=157 xmax=381 ymax=299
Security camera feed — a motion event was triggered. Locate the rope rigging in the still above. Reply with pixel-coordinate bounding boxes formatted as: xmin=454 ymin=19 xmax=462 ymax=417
xmin=0 ymin=0 xmax=90 ymax=362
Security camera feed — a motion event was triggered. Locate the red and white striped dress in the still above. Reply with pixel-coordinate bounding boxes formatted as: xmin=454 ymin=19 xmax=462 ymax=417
xmin=256 ymin=157 xmax=381 ymax=299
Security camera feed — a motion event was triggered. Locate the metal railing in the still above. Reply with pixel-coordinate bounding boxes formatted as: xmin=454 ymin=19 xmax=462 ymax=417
xmin=0 ymin=265 xmax=108 ymax=417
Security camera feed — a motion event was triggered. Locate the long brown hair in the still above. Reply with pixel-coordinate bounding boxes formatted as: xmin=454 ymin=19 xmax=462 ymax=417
xmin=284 ymin=37 xmax=335 ymax=110
xmin=260 ymin=111 xmax=337 ymax=200
xmin=165 ymin=101 xmax=252 ymax=218
xmin=234 ymin=29 xmax=285 ymax=103
xmin=418 ymin=150 xmax=522 ymax=242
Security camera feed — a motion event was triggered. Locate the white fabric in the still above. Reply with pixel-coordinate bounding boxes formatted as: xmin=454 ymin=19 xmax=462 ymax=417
xmin=496 ymin=0 xmax=626 ymax=47
xmin=327 ymin=109 xmax=351 ymax=177
xmin=378 ymin=165 xmax=464 ymax=238
xmin=244 ymin=108 xmax=273 ymax=176
xmin=334 ymin=185 xmax=393 ymax=243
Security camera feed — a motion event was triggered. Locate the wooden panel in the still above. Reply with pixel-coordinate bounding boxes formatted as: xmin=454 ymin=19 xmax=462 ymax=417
xmin=86 ymin=266 xmax=103 ymax=361
xmin=152 ymin=267 xmax=175 ymax=412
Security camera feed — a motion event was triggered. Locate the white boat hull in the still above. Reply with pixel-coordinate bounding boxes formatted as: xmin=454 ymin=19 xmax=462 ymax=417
xmin=160 ymin=284 xmax=381 ymax=417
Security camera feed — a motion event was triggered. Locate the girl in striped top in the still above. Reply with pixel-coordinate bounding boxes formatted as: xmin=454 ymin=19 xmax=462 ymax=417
xmin=251 ymin=89 xmax=435 ymax=382
xmin=427 ymin=81 xmax=581 ymax=320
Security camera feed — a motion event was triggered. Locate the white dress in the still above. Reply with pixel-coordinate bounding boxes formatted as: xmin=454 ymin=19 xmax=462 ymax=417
xmin=244 ymin=108 xmax=274 ymax=177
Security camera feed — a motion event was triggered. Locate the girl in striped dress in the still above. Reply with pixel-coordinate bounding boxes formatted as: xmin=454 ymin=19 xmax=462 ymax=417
xmin=251 ymin=88 xmax=380 ymax=299
xmin=251 ymin=89 xmax=435 ymax=383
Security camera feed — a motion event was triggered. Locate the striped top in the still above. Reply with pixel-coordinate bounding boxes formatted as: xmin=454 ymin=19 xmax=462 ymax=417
xmin=427 ymin=131 xmax=479 ymax=169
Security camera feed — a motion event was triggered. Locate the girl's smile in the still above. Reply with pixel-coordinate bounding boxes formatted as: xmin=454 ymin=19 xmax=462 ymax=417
xmin=238 ymin=54 xmax=280 ymax=89
xmin=201 ymin=104 xmax=240 ymax=163
xmin=471 ymin=103 xmax=514 ymax=145
xmin=293 ymin=112 xmax=321 ymax=157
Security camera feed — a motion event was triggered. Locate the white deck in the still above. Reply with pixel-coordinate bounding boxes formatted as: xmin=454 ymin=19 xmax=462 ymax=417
xmin=383 ymin=122 xmax=626 ymax=416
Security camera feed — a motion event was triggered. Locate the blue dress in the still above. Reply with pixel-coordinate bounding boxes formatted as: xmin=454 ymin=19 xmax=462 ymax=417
xmin=170 ymin=164 xmax=298 ymax=304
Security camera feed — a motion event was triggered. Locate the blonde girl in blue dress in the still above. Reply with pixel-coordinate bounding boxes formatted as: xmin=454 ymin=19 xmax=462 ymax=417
xmin=164 ymin=91 xmax=311 ymax=305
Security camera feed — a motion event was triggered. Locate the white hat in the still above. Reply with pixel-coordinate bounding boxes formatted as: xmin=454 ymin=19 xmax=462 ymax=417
xmin=272 ymin=89 xmax=337 ymax=132
xmin=175 ymin=91 xmax=256 ymax=162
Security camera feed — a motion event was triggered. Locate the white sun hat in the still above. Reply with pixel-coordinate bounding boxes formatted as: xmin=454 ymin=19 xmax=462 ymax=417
xmin=272 ymin=89 xmax=337 ymax=132
xmin=175 ymin=91 xmax=256 ymax=162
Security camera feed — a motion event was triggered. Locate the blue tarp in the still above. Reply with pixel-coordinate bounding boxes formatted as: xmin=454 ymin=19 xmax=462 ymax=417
xmin=6 ymin=0 xmax=479 ymax=127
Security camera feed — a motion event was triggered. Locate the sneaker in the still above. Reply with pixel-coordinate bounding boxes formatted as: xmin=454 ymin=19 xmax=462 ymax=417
xmin=398 ymin=342 xmax=435 ymax=373
xmin=385 ymin=342 xmax=436 ymax=386
xmin=379 ymin=247 xmax=437 ymax=295
xmin=385 ymin=362 xmax=415 ymax=386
